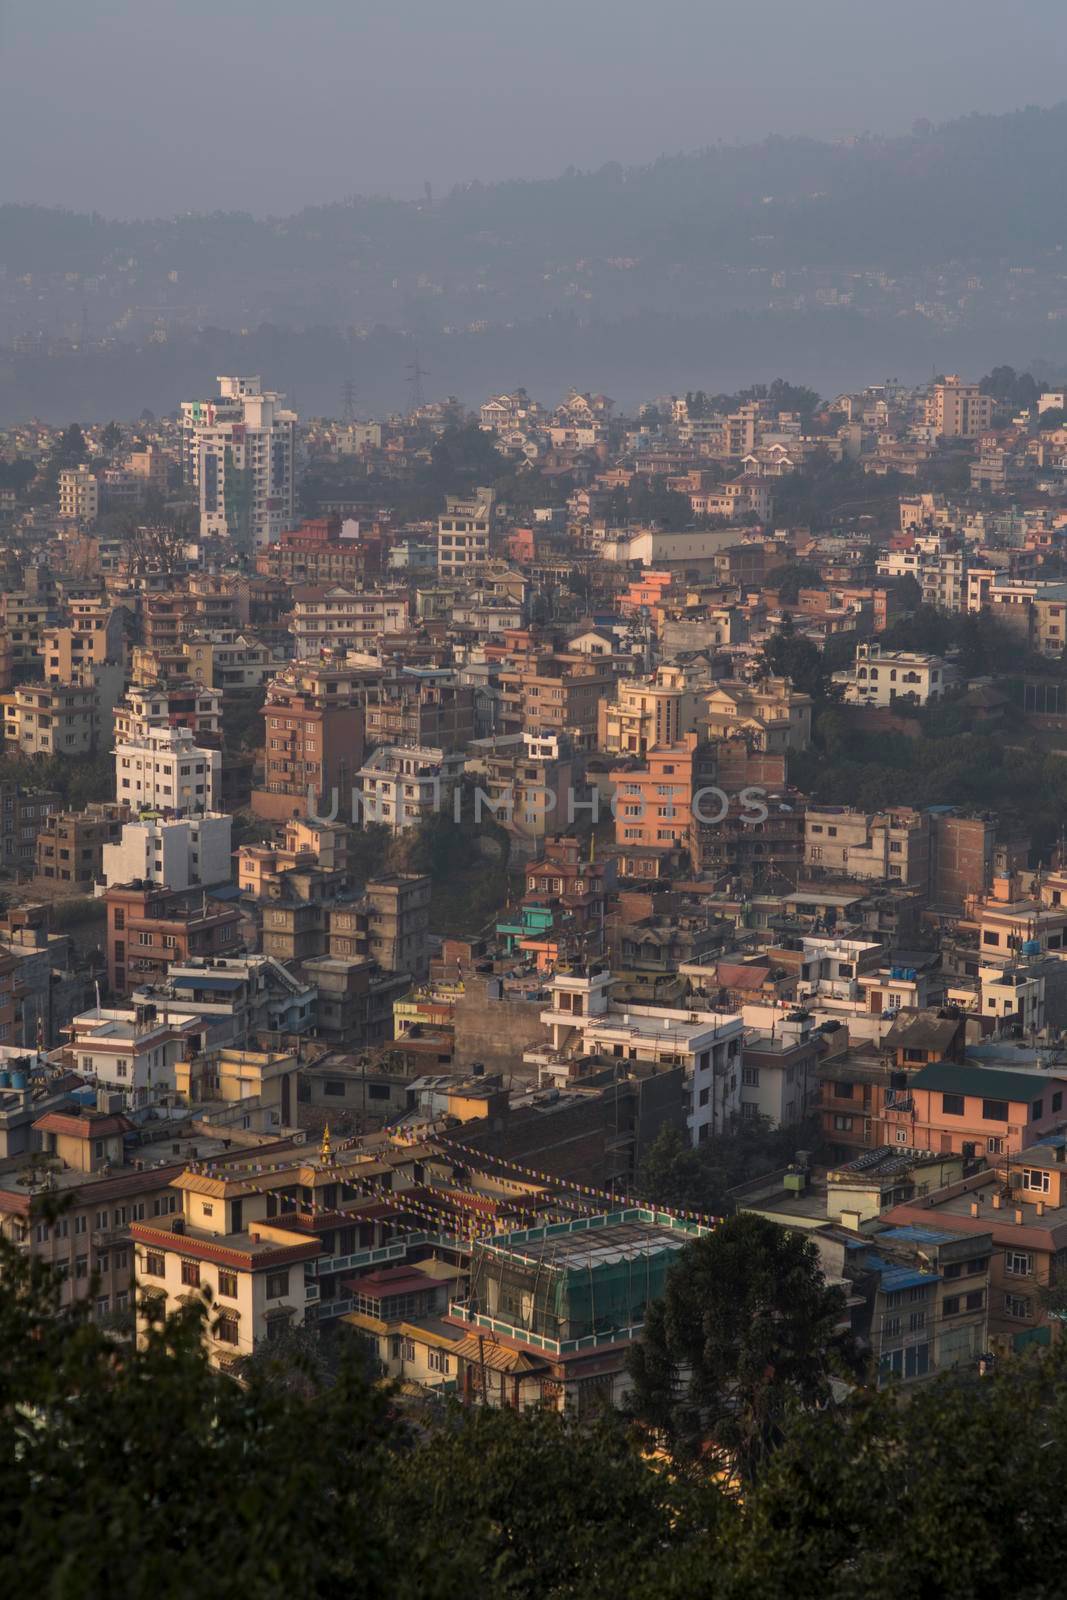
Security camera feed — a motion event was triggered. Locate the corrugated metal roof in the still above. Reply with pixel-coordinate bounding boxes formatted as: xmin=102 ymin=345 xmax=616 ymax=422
xmin=878 ymin=1224 xmax=961 ymax=1246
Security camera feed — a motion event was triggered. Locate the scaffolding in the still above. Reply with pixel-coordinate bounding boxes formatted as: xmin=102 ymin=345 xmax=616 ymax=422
xmin=467 ymin=1210 xmax=704 ymax=1345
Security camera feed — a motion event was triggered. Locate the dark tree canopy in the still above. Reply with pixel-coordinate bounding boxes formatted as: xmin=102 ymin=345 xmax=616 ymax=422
xmin=628 ymin=1213 xmax=863 ymax=1485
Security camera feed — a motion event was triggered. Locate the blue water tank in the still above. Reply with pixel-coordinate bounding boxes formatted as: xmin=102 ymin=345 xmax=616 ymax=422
xmin=1022 ymin=939 xmax=1041 ymax=956
xmin=10 ymin=1071 xmax=26 ymax=1090
xmin=0 ymin=1072 xmax=11 ymax=1089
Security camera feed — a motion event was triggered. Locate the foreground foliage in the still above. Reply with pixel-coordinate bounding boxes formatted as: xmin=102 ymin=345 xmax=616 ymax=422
xmin=4 ymin=1221 xmax=1067 ymax=1598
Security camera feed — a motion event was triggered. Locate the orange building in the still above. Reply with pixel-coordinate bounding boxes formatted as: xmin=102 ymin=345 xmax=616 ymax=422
xmin=611 ymin=735 xmax=696 ymax=860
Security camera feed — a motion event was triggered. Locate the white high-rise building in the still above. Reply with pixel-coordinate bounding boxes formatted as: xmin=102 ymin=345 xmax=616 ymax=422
xmin=182 ymin=376 xmax=297 ymax=551
xmin=114 ymin=725 xmax=220 ymax=815
xmin=100 ymin=813 xmax=232 ymax=891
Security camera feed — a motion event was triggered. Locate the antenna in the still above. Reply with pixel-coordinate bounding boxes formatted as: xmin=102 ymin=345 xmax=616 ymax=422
xmin=407 ymin=350 xmax=428 ymax=413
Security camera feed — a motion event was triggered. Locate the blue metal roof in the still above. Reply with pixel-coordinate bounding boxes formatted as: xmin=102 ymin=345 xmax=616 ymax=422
xmin=170 ymin=973 xmax=244 ymax=992
xmin=878 ymin=1225 xmax=960 ymax=1246
xmin=859 ymin=1254 xmax=941 ymax=1291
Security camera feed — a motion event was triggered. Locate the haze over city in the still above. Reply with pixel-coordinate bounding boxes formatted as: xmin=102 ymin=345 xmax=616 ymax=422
xmin=3 ymin=0 xmax=1066 ymax=215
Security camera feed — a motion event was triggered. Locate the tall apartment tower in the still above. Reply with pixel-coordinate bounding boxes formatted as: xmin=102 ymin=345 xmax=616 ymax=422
xmin=182 ymin=376 xmax=297 ymax=552
xmin=925 ymin=376 xmax=994 ymax=441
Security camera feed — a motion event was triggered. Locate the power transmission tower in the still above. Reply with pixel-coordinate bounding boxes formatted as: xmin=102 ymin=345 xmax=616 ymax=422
xmin=341 ymin=379 xmax=356 ymax=425
xmin=406 ymin=350 xmax=428 ymax=413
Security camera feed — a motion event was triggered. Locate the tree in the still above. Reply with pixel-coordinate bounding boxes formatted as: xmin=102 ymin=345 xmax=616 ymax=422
xmin=628 ymin=1213 xmax=863 ymax=1485
xmin=387 ymin=1405 xmax=726 ymax=1599
xmin=638 ymin=1124 xmax=719 ymax=1212
xmin=100 ymin=420 xmax=123 ymax=454
xmin=762 ymin=620 xmax=829 ymax=701
xmin=774 ymin=561 xmax=823 ymax=604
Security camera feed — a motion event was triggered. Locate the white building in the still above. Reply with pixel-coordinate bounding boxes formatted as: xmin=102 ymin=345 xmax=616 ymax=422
xmin=114 ymin=725 xmax=220 ymax=815
xmin=101 ymin=813 xmax=232 ymax=892
xmin=132 ymin=955 xmax=316 ymax=1049
xmin=182 ymin=376 xmax=297 ymax=551
xmin=64 ymin=1002 xmax=203 ymax=1107
xmin=437 ymin=488 xmax=495 ymax=576
xmin=58 ymin=465 xmax=99 ymax=523
xmin=357 ymin=745 xmax=465 ymax=834
xmin=290 ymin=586 xmax=409 ymax=658
xmin=531 ymin=967 xmax=744 ymax=1145
xmin=834 ymin=642 xmax=951 ymax=708
xmin=115 ymin=683 xmax=224 ymax=745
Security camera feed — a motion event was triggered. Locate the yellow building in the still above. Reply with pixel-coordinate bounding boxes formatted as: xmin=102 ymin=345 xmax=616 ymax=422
xmin=597 ymin=661 xmax=709 ymax=757
xmin=703 ymin=675 xmax=812 ymax=753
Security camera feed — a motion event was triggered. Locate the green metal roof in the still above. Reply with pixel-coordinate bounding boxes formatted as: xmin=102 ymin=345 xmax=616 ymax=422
xmin=911 ymin=1060 xmax=1065 ymax=1105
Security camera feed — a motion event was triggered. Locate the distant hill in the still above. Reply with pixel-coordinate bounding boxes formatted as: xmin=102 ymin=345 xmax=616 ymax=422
xmin=4 ymin=103 xmax=1067 ymax=420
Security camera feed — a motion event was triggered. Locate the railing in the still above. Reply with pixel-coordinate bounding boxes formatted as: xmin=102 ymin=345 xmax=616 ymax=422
xmin=447 ymin=1300 xmax=646 ymax=1356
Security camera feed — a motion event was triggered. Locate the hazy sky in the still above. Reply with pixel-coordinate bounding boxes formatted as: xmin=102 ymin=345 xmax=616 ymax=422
xmin=2 ymin=0 xmax=1065 ymax=218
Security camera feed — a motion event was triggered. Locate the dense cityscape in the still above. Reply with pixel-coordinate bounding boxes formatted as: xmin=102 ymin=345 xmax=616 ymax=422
xmin=8 ymin=0 xmax=1067 ymax=1588
xmin=1 ymin=357 xmax=1067 ymax=1586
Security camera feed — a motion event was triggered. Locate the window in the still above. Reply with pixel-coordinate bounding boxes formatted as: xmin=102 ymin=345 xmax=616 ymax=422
xmin=144 ymin=1252 xmax=166 ymax=1278
xmin=742 ymin=1065 xmax=760 ymax=1088
xmin=1005 ymin=1293 xmax=1032 ymax=1320
xmin=698 ymin=1087 xmax=710 ymax=1107
xmin=835 ymin=1082 xmax=854 ymax=1100
xmin=180 ymin=1260 xmax=201 ymax=1288
xmin=883 ymin=1315 xmax=901 ymax=1336
xmin=965 ymin=1290 xmax=984 ymax=1311
xmin=833 ymin=1114 xmax=854 ymax=1132
xmin=215 ymin=1312 xmax=239 ymax=1346
xmin=1023 ymin=1168 xmax=1051 ymax=1194
xmin=265 ymin=1270 xmax=288 ymax=1300
xmin=909 ymin=1311 xmax=926 ymax=1332
xmin=75 ymin=1256 xmax=88 ymax=1280
xmin=942 ymin=1093 xmax=965 ymax=1117
xmin=324 ymin=1079 xmax=346 ymax=1097
xmin=943 ymin=1294 xmax=961 ymax=1316
xmin=987 ymin=1137 xmax=1004 ymax=1154
xmin=1055 ymin=1092 xmax=1063 ymax=1114
xmin=982 ymin=1099 xmax=1008 ymax=1122
xmin=1006 ymin=1250 xmax=1034 ymax=1277
xmin=1033 ymin=1100 xmax=1044 ymax=1122
xmin=217 ymin=1270 xmax=238 ymax=1299
xmin=427 ymin=1349 xmax=450 ymax=1374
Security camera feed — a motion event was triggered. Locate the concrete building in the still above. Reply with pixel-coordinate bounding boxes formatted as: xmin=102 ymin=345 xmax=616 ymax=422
xmin=132 ymin=1208 xmax=320 ymax=1368
xmin=64 ymin=1002 xmax=204 ymax=1107
xmin=364 ymin=675 xmax=476 ymax=752
xmin=4 ymin=679 xmax=99 ymax=758
xmin=104 ymin=882 xmax=244 ymax=995
xmin=703 ymin=676 xmax=812 ymax=752
xmin=533 ymin=966 xmax=744 ymax=1145
xmin=611 ymin=737 xmax=697 ymax=860
xmin=437 ymin=487 xmax=495 ymax=576
xmin=182 ymin=375 xmax=297 ymax=551
xmin=58 ymin=464 xmax=99 ymax=523
xmin=480 ymin=732 xmax=584 ymax=854
xmin=253 ymin=660 xmax=366 ymax=822
xmin=291 ymin=586 xmax=409 ymax=658
xmin=740 ymin=1010 xmax=822 ymax=1127
xmin=114 ymin=726 xmax=220 ymax=815
xmin=36 ymin=803 xmax=127 ymax=889
xmin=835 ymin=642 xmax=950 ymax=708
xmin=330 ymin=875 xmax=431 ymax=978
xmin=356 ymin=745 xmax=465 ymax=833
xmin=925 ymin=377 xmax=994 ymax=440
xmin=598 ymin=661 xmax=710 ymax=757
xmin=132 ymin=955 xmax=316 ymax=1049
xmin=100 ymin=813 xmax=232 ymax=892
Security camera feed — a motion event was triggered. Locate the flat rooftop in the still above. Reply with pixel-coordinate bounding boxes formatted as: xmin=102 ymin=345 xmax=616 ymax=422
xmin=483 ymin=1215 xmax=699 ymax=1270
